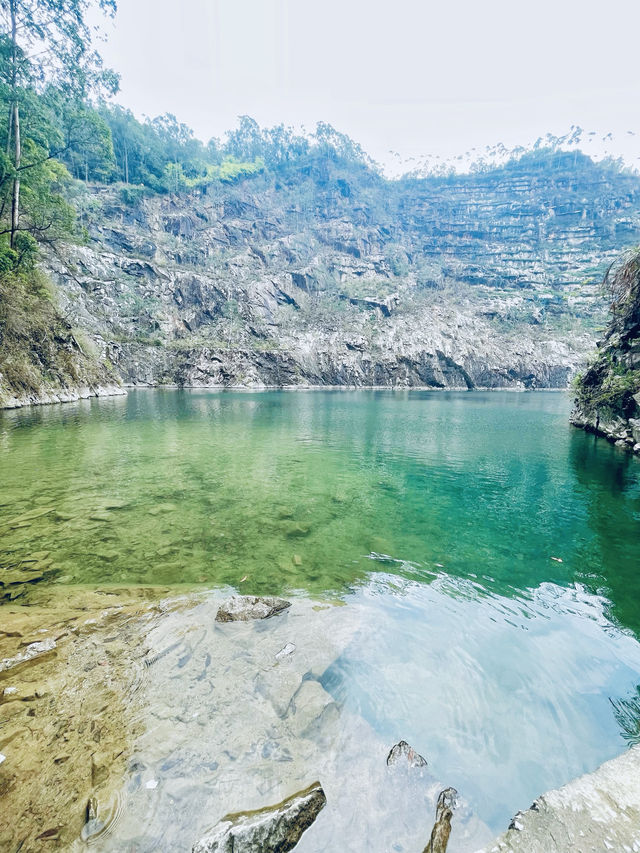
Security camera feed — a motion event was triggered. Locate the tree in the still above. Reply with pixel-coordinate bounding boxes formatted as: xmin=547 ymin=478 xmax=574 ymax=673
xmin=0 ymin=0 xmax=118 ymax=247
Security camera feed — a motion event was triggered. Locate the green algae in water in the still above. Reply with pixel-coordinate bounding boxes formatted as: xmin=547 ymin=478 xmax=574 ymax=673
xmin=0 ymin=388 xmax=639 ymax=633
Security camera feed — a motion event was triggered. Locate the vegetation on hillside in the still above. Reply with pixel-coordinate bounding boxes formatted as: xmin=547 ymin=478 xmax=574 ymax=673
xmin=0 ymin=0 xmax=119 ymax=400
xmin=0 ymin=269 xmax=115 ymax=402
xmin=573 ymin=248 xmax=640 ymax=419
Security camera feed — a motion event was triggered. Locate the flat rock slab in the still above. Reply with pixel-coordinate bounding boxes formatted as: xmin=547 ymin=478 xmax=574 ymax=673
xmin=215 ymin=595 xmax=291 ymax=623
xmin=192 ymin=781 xmax=326 ymax=852
xmin=483 ymin=745 xmax=640 ymax=852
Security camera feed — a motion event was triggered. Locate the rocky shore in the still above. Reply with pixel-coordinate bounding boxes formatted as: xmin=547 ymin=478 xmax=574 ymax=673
xmin=571 ymin=249 xmax=640 ymax=456
xmin=571 ymin=406 xmax=640 ymax=456
xmin=0 ymin=383 xmax=126 ymax=410
xmin=483 ymin=746 xmax=640 ymax=852
xmin=2 ymin=587 xmax=639 ymax=852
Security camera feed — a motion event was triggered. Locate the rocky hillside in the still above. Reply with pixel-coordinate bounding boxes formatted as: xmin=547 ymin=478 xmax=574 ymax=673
xmin=0 ymin=272 xmax=122 ymax=408
xmin=34 ymin=150 xmax=640 ymax=392
xmin=572 ymin=249 xmax=640 ymax=454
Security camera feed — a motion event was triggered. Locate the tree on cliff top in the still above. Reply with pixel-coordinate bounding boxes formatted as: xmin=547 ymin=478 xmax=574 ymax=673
xmin=0 ymin=0 xmax=118 ymax=252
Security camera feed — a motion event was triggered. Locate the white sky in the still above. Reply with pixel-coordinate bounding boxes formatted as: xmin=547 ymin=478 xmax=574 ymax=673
xmin=96 ymin=0 xmax=640 ymax=173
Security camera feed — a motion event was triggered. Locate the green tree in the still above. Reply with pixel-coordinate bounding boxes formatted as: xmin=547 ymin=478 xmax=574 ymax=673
xmin=0 ymin=0 xmax=118 ymax=247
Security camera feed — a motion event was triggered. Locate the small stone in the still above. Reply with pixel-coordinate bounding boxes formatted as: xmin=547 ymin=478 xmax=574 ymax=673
xmin=86 ymin=796 xmax=99 ymax=823
xmin=275 ymin=643 xmax=296 ymax=660
xmin=215 ymin=595 xmax=291 ymax=623
xmin=0 ymin=752 xmax=6 ymax=765
xmin=387 ymin=740 xmax=428 ymax=768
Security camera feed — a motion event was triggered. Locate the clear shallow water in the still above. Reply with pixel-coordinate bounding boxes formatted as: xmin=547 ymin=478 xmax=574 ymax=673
xmin=2 ymin=389 xmax=640 ymax=848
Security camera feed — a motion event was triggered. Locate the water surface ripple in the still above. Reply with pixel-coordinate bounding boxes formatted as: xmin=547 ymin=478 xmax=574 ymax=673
xmin=1 ymin=389 xmax=640 ymax=848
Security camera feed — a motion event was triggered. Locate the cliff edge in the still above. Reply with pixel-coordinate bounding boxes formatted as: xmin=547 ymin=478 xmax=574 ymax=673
xmin=571 ymin=249 xmax=640 ymax=455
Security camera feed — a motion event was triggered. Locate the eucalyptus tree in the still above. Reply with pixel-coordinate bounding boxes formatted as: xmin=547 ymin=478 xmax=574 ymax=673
xmin=0 ymin=0 xmax=118 ymax=248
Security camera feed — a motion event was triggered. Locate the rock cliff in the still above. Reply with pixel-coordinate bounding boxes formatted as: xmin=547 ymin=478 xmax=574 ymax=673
xmin=35 ymin=150 xmax=640 ymax=392
xmin=571 ymin=248 xmax=640 ymax=454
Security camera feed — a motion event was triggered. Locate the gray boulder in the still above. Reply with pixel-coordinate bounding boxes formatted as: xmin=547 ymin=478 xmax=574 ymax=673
xmin=215 ymin=595 xmax=291 ymax=623
xmin=192 ymin=781 xmax=326 ymax=852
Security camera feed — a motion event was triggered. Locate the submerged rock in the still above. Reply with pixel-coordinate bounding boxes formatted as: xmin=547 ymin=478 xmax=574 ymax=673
xmin=275 ymin=642 xmax=296 ymax=660
xmin=386 ymin=740 xmax=428 ymax=768
xmin=215 ymin=595 xmax=291 ymax=623
xmin=287 ymin=680 xmax=337 ymax=738
xmin=0 ymin=638 xmax=57 ymax=674
xmin=423 ymin=787 xmax=457 ymax=853
xmin=192 ymin=781 xmax=326 ymax=852
xmin=81 ymin=796 xmax=105 ymax=841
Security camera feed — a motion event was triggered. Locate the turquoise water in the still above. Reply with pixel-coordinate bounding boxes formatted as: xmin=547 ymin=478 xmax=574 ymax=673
xmin=2 ymin=389 xmax=640 ymax=842
xmin=1 ymin=390 xmax=639 ymax=629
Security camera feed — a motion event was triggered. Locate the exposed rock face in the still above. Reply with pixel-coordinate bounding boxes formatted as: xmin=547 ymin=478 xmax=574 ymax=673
xmin=191 ymin=781 xmax=327 ymax=853
xmin=215 ymin=595 xmax=291 ymax=622
xmin=483 ymin=745 xmax=640 ymax=852
xmin=572 ymin=249 xmax=640 ymax=454
xmin=42 ymin=152 xmax=640 ymax=391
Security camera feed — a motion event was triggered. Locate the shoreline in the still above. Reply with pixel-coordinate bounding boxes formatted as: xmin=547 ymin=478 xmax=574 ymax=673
xmin=0 ymin=382 xmax=571 ymax=411
xmin=0 ymin=384 xmax=126 ymax=410
xmin=2 ymin=584 xmax=638 ymax=851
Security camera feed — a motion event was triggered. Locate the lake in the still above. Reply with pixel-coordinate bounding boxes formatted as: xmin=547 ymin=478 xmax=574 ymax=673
xmin=1 ymin=389 xmax=640 ymax=850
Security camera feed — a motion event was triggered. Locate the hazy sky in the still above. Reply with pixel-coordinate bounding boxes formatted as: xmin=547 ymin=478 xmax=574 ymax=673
xmin=98 ymin=0 xmax=640 ymax=171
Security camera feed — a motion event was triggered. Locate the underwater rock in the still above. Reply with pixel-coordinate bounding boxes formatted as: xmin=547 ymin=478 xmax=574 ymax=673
xmin=192 ymin=781 xmax=327 ymax=852
xmin=386 ymin=740 xmax=428 ymax=768
xmin=215 ymin=595 xmax=291 ymax=623
xmin=287 ymin=680 xmax=337 ymax=738
xmin=275 ymin=642 xmax=296 ymax=660
xmin=423 ymin=787 xmax=457 ymax=853
xmin=81 ymin=796 xmax=105 ymax=841
xmin=0 ymin=638 xmax=57 ymax=675
xmin=255 ymin=667 xmax=302 ymax=718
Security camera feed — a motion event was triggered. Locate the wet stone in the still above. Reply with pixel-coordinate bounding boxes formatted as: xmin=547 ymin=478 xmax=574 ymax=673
xmin=423 ymin=787 xmax=457 ymax=853
xmin=387 ymin=740 xmax=428 ymax=768
xmin=0 ymin=638 xmax=57 ymax=675
xmin=192 ymin=781 xmax=327 ymax=853
xmin=215 ymin=596 xmax=291 ymax=623
xmin=275 ymin=642 xmax=296 ymax=660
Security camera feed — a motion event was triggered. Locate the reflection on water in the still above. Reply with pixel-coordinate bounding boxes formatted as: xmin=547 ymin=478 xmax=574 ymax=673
xmin=1 ymin=390 xmax=640 ymax=849
xmin=1 ymin=390 xmax=639 ymax=622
